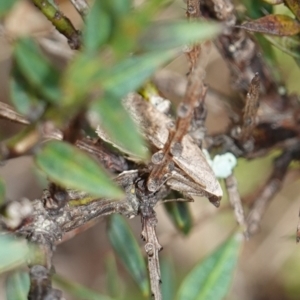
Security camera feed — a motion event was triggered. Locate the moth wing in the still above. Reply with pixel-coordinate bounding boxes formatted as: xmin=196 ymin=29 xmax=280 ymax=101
xmin=172 ymin=135 xmax=223 ymax=201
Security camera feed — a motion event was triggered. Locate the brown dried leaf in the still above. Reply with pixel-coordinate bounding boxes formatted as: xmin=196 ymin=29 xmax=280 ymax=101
xmin=238 ymin=14 xmax=300 ymax=36
xmin=285 ymin=0 xmax=300 ymax=21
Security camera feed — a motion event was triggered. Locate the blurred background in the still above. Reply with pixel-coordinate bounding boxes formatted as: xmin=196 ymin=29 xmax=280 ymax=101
xmin=1 ymin=1 xmax=300 ymax=299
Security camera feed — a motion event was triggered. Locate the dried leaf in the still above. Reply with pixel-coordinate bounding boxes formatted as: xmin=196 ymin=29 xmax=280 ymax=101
xmin=285 ymin=0 xmax=300 ymax=21
xmin=238 ymin=14 xmax=300 ymax=36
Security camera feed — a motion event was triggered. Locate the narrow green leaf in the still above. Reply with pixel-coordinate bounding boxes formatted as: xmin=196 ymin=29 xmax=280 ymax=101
xmin=101 ymin=50 xmax=174 ymax=98
xmin=35 ymin=140 xmax=124 ymax=199
xmin=10 ymin=66 xmax=46 ymax=120
xmin=83 ymin=0 xmax=111 ymax=53
xmin=0 ymin=177 xmax=5 ymax=205
xmin=161 ymin=258 xmax=175 ymax=300
xmin=92 ymin=94 xmax=148 ymax=160
xmin=138 ymin=21 xmax=221 ymax=51
xmin=0 ymin=235 xmax=29 ymax=273
xmin=6 ymin=271 xmax=30 ymax=300
xmin=0 ymin=0 xmax=18 ymax=17
xmin=14 ymin=38 xmax=61 ymax=104
xmin=105 ymin=253 xmax=124 ymax=299
xmin=108 ymin=215 xmax=150 ymax=297
xmin=164 ymin=201 xmax=192 ymax=235
xmin=54 ymin=274 xmax=112 ymax=300
xmin=176 ymin=234 xmax=242 ymax=300
xmin=238 ymin=14 xmax=300 ymax=36
xmin=264 ymin=34 xmax=300 ymax=59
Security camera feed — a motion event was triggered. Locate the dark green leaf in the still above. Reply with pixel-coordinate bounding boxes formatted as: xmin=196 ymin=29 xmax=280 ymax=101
xmin=108 ymin=215 xmax=150 ymax=297
xmin=161 ymin=258 xmax=175 ymax=300
xmin=54 ymin=274 xmax=112 ymax=300
xmin=164 ymin=201 xmax=192 ymax=235
xmin=14 ymin=38 xmax=61 ymax=104
xmin=0 ymin=177 xmax=5 ymax=205
xmin=0 ymin=235 xmax=29 ymax=273
xmin=241 ymin=0 xmax=273 ymax=19
xmin=35 ymin=140 xmax=124 ymax=199
xmin=176 ymin=235 xmax=242 ymax=300
xmin=6 ymin=271 xmax=30 ymax=300
xmin=105 ymin=253 xmax=124 ymax=299
xmin=139 ymin=21 xmax=221 ymax=51
xmin=10 ymin=66 xmax=45 ymax=121
xmin=92 ymin=94 xmax=148 ymax=160
xmin=238 ymin=14 xmax=300 ymax=36
xmin=83 ymin=0 xmax=111 ymax=53
xmin=0 ymin=0 xmax=18 ymax=17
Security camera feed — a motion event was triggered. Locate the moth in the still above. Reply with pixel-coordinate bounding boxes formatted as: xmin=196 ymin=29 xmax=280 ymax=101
xmin=96 ymin=93 xmax=223 ymax=206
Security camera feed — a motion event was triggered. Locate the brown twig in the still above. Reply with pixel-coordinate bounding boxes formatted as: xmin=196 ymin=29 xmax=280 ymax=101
xmin=141 ymin=215 xmax=162 ymax=300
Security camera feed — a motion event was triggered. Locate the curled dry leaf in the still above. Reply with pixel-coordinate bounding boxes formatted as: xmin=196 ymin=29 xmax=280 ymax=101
xmin=237 ymin=14 xmax=300 ymax=36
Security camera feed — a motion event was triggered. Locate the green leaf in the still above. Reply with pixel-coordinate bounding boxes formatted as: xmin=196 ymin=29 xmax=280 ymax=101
xmin=6 ymin=271 xmax=30 ymax=300
xmin=164 ymin=201 xmax=192 ymax=235
xmin=0 ymin=235 xmax=29 ymax=273
xmin=83 ymin=0 xmax=111 ymax=53
xmin=92 ymin=94 xmax=148 ymax=160
xmin=138 ymin=20 xmax=221 ymax=51
xmin=108 ymin=215 xmax=150 ymax=297
xmin=105 ymin=253 xmax=124 ymax=299
xmin=14 ymin=38 xmax=61 ymax=104
xmin=54 ymin=274 xmax=112 ymax=300
xmin=0 ymin=177 xmax=5 ymax=205
xmin=161 ymin=258 xmax=175 ymax=300
xmin=238 ymin=14 xmax=300 ymax=36
xmin=0 ymin=0 xmax=18 ymax=17
xmin=10 ymin=65 xmax=45 ymax=120
xmin=176 ymin=234 xmax=242 ymax=300
xmin=264 ymin=34 xmax=300 ymax=59
xmin=102 ymin=50 xmax=174 ymax=98
xmin=35 ymin=140 xmax=124 ymax=199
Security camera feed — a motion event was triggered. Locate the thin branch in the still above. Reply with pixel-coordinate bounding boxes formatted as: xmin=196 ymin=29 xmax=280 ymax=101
xmin=31 ymin=0 xmax=81 ymax=50
xmin=141 ymin=215 xmax=162 ymax=300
